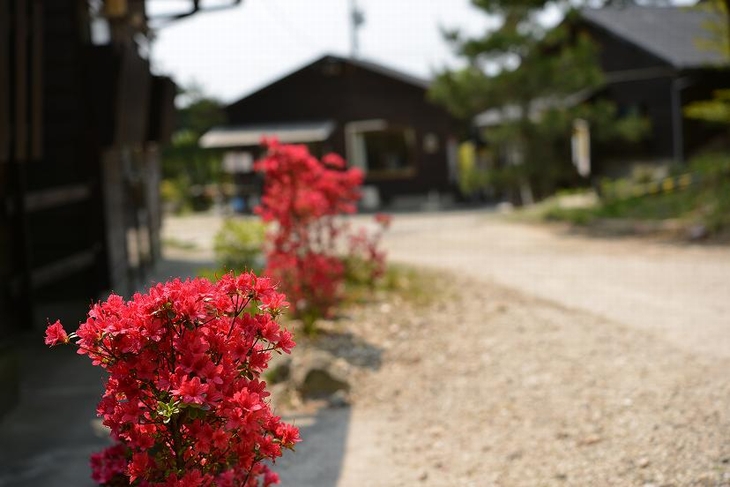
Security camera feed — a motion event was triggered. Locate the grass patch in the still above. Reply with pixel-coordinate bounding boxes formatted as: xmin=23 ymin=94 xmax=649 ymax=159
xmin=536 ymin=153 xmax=730 ymax=238
xmin=542 ymin=205 xmax=595 ymax=226
xmin=162 ymin=237 xmax=199 ymax=251
xmin=343 ymin=263 xmax=435 ymax=309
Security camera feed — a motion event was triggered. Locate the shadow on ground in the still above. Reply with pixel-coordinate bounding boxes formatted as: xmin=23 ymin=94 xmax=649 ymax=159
xmin=0 ymin=256 xmax=212 ymax=486
xmin=0 ymin=342 xmax=107 ymax=487
xmin=312 ymin=330 xmax=383 ymax=370
xmin=147 ymin=256 xmax=215 ymax=286
xmin=275 ymin=407 xmax=351 ymax=487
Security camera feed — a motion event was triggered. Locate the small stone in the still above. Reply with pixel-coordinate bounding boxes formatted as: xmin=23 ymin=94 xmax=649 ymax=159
xmin=637 ymin=457 xmax=650 ymax=468
xmin=418 ymin=471 xmax=428 ymax=481
xmin=579 ymin=434 xmax=602 ymax=446
xmin=266 ymin=357 xmax=292 ymax=384
xmin=688 ymin=224 xmax=708 ymax=240
xmin=507 ymin=450 xmax=524 ymax=461
xmin=299 ymin=368 xmax=350 ymax=399
xmin=428 ymin=425 xmax=444 ymax=439
xmin=328 ymin=390 xmax=350 ymax=408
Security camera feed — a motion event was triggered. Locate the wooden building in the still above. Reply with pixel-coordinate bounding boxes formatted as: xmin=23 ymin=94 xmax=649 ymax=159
xmin=474 ymin=4 xmax=730 ymax=179
xmin=201 ymin=54 xmax=460 ymax=209
xmin=0 ymin=0 xmax=176 ymax=417
xmin=578 ymin=4 xmax=730 ymax=175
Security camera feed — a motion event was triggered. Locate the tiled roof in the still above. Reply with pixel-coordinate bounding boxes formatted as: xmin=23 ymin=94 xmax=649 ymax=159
xmin=581 ymin=4 xmax=729 ymax=68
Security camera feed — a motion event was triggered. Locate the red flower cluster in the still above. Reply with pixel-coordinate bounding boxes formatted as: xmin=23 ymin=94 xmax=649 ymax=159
xmin=44 ymin=319 xmax=69 ymax=346
xmin=45 ymin=273 xmax=299 ymax=487
xmin=255 ymin=140 xmax=365 ymax=324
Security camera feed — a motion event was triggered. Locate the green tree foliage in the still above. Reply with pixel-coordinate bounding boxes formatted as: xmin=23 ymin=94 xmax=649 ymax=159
xmin=161 ymin=85 xmax=228 ymax=212
xmin=430 ymin=0 xmax=651 ymax=202
xmin=685 ymin=89 xmax=730 ymax=124
xmin=176 ymin=84 xmax=227 ymax=138
xmin=684 ymin=0 xmax=730 ymax=125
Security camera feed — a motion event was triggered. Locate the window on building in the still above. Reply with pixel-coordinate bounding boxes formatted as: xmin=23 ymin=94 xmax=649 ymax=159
xmin=346 ymin=120 xmax=416 ymax=178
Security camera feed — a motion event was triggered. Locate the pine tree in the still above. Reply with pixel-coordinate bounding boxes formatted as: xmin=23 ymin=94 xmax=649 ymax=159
xmin=430 ymin=0 xmax=650 ymax=203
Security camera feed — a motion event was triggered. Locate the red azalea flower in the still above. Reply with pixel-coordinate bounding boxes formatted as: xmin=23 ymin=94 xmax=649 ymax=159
xmin=171 ymin=376 xmax=209 ymax=405
xmin=44 ymin=320 xmax=69 ymax=346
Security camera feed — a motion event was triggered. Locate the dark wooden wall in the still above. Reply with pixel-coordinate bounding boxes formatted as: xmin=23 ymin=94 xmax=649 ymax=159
xmin=681 ymin=69 xmax=730 ymax=155
xmin=1 ymin=0 xmax=46 ymax=418
xmin=583 ymin=20 xmax=730 ymax=167
xmin=1 ymin=0 xmax=173 ymax=418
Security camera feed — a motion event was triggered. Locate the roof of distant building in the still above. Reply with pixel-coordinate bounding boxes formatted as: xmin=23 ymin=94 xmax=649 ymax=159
xmin=580 ymin=4 xmax=729 ymax=68
xmin=338 ymin=55 xmax=431 ymax=89
xmin=227 ymin=54 xmax=431 ymax=109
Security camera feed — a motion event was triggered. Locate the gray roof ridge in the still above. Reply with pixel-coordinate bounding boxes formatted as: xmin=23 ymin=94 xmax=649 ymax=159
xmin=227 ymin=53 xmax=430 ymax=108
xmin=329 ymin=54 xmax=432 ymax=89
xmin=579 ymin=3 xmax=728 ymax=69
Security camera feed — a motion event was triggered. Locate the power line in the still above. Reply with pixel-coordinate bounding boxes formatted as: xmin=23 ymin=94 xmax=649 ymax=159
xmin=259 ymin=0 xmax=325 ymax=53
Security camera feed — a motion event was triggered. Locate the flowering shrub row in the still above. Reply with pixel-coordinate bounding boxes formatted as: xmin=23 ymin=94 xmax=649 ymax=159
xmin=45 ymin=273 xmax=299 ymax=486
xmin=254 ymin=140 xmax=390 ymax=331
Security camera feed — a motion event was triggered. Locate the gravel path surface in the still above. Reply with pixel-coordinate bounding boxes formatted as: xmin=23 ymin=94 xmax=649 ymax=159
xmin=382 ymin=211 xmax=730 ymax=360
xmin=329 ymin=279 xmax=730 ymax=486
xmin=160 ymin=212 xmax=730 ymax=486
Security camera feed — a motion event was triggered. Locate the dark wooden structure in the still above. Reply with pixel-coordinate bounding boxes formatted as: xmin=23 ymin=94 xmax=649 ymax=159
xmin=577 ymin=5 xmax=730 ymax=175
xmin=473 ymin=5 xmax=730 ymax=181
xmin=0 ymin=0 xmax=175 ymax=417
xmin=201 ymin=55 xmax=459 ymax=208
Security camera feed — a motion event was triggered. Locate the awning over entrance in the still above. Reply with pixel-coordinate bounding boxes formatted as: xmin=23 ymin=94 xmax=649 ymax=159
xmin=200 ymin=121 xmax=336 ymax=148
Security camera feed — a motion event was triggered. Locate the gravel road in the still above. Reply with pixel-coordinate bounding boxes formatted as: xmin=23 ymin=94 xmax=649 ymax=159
xmin=160 ymin=211 xmax=730 ymax=486
xmin=382 ymin=211 xmax=730 ymax=359
xmin=328 ymin=277 xmax=730 ymax=486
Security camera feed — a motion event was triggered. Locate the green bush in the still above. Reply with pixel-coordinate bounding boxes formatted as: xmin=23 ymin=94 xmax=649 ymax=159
xmin=160 ymin=178 xmax=191 ymax=214
xmin=213 ymin=219 xmax=266 ymax=272
xmin=543 ymin=206 xmax=594 ymax=225
xmin=543 ymin=152 xmax=730 ymax=236
xmin=688 ymin=153 xmax=730 ymax=234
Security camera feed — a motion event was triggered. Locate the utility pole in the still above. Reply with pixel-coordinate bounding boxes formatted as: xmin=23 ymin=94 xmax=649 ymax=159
xmin=350 ymin=0 xmax=365 ymax=58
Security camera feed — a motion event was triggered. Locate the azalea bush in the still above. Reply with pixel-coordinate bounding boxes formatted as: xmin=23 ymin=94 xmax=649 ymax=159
xmin=254 ymin=142 xmax=358 ymax=327
xmin=45 ymin=273 xmax=299 ymax=487
xmin=254 ymin=140 xmax=391 ymax=334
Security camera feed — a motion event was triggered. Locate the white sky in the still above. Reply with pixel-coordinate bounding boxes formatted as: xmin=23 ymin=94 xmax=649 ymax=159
xmin=149 ymin=0 xmax=496 ymax=103
xmin=148 ymin=0 xmax=696 ymax=105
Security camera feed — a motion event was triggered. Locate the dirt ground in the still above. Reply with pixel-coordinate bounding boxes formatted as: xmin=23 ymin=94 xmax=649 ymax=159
xmin=293 ymin=277 xmax=730 ymax=486
xmin=161 ymin=210 xmax=730 ymax=486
